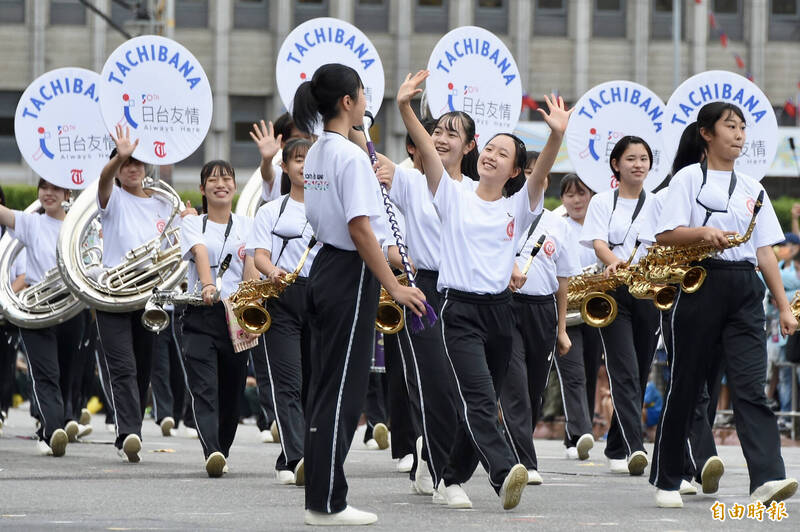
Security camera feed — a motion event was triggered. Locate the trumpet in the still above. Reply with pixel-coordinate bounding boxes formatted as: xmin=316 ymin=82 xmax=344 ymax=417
xmin=230 ymin=239 xmax=315 ymax=335
xmin=376 ymin=274 xmax=409 ymax=335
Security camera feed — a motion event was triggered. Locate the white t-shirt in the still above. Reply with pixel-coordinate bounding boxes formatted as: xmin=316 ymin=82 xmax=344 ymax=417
xmin=434 ymin=175 xmax=542 ymax=294
xmin=246 ymin=194 xmax=321 ymax=277
xmin=10 ymin=248 xmax=26 ymax=283
xmin=180 ymin=213 xmax=252 ymax=300
xmin=98 ymin=185 xmax=176 ymax=268
xmin=9 ymin=211 xmax=61 ymax=284
xmin=260 ymin=163 xmax=283 ymax=203
xmin=304 ymin=131 xmax=388 ymax=251
xmin=580 ymin=189 xmax=656 ymax=265
xmin=656 ymin=163 xmax=783 ymax=265
xmin=637 ymin=187 xmax=669 ymax=246
xmin=564 ymin=216 xmax=598 ymax=268
xmin=390 ymin=166 xmax=478 ymax=271
xmin=515 ymin=209 xmax=581 ymax=296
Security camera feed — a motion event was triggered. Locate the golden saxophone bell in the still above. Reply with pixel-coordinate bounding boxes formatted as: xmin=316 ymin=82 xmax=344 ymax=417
xmin=653 ymin=285 xmax=678 ymax=311
xmin=236 ymin=303 xmax=272 ymax=335
xmin=376 ymin=274 xmax=408 ymax=334
xmin=679 ymin=266 xmax=707 ymax=293
xmin=581 ymin=292 xmax=618 ymax=328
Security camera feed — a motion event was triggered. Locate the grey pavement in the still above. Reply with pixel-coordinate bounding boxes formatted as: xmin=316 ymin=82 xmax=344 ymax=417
xmin=0 ymin=406 xmax=798 ymax=531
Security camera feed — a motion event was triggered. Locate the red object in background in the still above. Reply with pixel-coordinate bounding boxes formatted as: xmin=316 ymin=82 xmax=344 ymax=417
xmin=784 ymin=99 xmax=797 ymax=119
xmin=709 ymin=13 xmax=717 ymax=29
xmin=720 ymin=32 xmax=728 ymax=48
xmin=734 ymin=54 xmax=745 ymax=69
xmin=522 ymin=94 xmax=538 ymax=111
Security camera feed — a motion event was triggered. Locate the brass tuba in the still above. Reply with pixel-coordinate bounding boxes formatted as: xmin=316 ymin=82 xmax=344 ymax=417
xmin=56 ymin=177 xmax=188 ymax=312
xmin=0 ymin=200 xmax=88 ymax=328
xmin=376 ymin=274 xmax=408 ymax=335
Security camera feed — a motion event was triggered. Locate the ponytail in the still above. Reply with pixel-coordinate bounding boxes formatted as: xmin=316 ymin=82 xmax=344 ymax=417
xmin=672 ymin=101 xmax=746 ymax=175
xmin=292 ymin=63 xmax=363 ymax=134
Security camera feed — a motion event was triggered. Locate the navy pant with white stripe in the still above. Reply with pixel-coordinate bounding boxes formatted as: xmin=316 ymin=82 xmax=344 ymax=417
xmin=559 ymin=324 xmax=595 ymax=448
xmin=150 ymin=310 xmax=185 ymax=426
xmin=304 ymin=245 xmax=380 ymax=513
xmin=499 ymin=294 xmax=557 ymax=470
xmin=440 ymin=289 xmax=517 ymax=493
xmin=597 ymin=285 xmax=660 ymax=460
xmin=262 ymin=279 xmax=309 ymax=472
xmin=651 ymin=261 xmax=786 ymax=493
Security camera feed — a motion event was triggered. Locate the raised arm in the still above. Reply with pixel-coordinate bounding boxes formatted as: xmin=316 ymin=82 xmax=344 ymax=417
xmin=397 ymin=71 xmax=443 ymax=195
xmin=527 ymin=94 xmax=572 ymax=210
xmin=99 ymin=125 xmax=139 ymax=209
xmin=250 ymin=120 xmax=282 ymax=190
xmin=0 ymin=204 xmax=15 ymax=230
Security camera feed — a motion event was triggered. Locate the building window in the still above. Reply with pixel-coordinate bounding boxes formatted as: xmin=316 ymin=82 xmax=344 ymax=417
xmin=0 ymin=91 xmax=21 ymax=163
xmin=234 ymin=0 xmax=269 ymax=30
xmin=415 ymin=0 xmax=449 ymax=33
xmin=294 ymin=0 xmax=329 ymax=26
xmin=769 ymin=0 xmax=800 ymax=41
xmin=534 ymin=0 xmax=567 ymax=36
xmin=175 ymin=0 xmax=208 ymax=28
xmin=50 ymin=0 xmax=86 ymax=26
xmin=0 ymin=0 xmax=24 ymax=23
xmin=593 ymin=0 xmax=626 ymax=38
xmin=475 ymin=0 xmax=508 ymax=34
xmin=651 ymin=0 xmax=686 ymax=40
xmin=355 ymin=0 xmax=389 ymax=32
xmin=230 ymin=96 xmax=268 ymax=168
xmin=709 ymin=0 xmax=742 ymax=41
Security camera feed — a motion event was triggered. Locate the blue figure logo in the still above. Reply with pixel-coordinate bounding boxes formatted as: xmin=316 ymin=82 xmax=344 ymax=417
xmin=121 ymin=93 xmax=138 ymax=129
xmin=34 ymin=126 xmax=54 ymax=160
xmin=587 ymin=127 xmax=600 ymax=161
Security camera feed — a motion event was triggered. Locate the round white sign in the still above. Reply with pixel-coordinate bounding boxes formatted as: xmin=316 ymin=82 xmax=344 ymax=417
xmin=566 ymin=80 xmax=668 ymax=193
xmin=99 ymin=35 xmax=212 ymax=165
xmin=425 ymin=26 xmax=522 ymax=148
xmin=276 ymin=17 xmax=385 ymax=117
xmin=662 ymin=70 xmax=778 ymax=180
xmin=14 ymin=68 xmax=108 ymax=189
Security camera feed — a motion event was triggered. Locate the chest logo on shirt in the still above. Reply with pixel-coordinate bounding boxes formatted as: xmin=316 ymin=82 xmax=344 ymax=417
xmin=156 ymin=219 xmax=166 ymax=233
xmin=238 ymin=244 xmax=246 ymax=261
xmin=746 ymin=197 xmax=755 ymax=215
xmin=506 ymin=219 xmax=515 ymax=239
xmin=543 ymin=239 xmax=556 ymax=257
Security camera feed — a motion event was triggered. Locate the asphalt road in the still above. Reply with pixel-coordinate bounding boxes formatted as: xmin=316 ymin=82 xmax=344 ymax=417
xmin=0 ymin=406 xmax=798 ymax=531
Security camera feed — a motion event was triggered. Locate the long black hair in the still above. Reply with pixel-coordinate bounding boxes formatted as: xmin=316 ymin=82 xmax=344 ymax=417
xmin=671 ymin=101 xmax=746 ymax=175
xmin=434 ymin=111 xmax=480 ymax=181
xmin=292 ymin=64 xmax=363 ymax=134
xmin=608 ymin=135 xmax=652 ymax=182
xmin=200 ymin=160 xmax=235 ymax=214
xmin=280 ymin=138 xmax=312 ymax=195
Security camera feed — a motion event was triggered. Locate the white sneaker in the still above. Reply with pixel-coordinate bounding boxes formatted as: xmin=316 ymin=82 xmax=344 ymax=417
xmin=304 ymin=506 xmax=378 ymax=526
xmin=608 ymin=458 xmax=628 ymax=474
xmin=576 ymin=433 xmax=594 ymax=460
xmin=365 ymin=438 xmax=380 ymax=450
xmin=527 ymin=469 xmax=543 ymax=485
xmin=438 ymin=483 xmax=472 ymax=509
xmin=79 ymin=408 xmax=91 ymax=425
xmin=49 ymin=429 xmax=68 ymax=457
xmin=169 ymin=428 xmax=178 ymax=437
xmin=627 ymin=451 xmax=648 ymax=476
xmin=37 ymin=439 xmax=53 ymax=456
xmin=206 ymin=451 xmax=226 ymax=478
xmin=260 ymin=429 xmax=274 ymax=443
xmin=65 ymin=420 xmax=79 ymax=442
xmin=222 ymin=464 xmax=229 ymax=475
xmin=432 ymin=487 xmax=447 ymax=505
xmin=77 ymin=423 xmax=93 ymax=439
xmin=372 ymin=423 xmax=389 ymax=450
xmin=184 ymin=427 xmax=199 ymax=439
xmin=160 ymin=416 xmax=175 ymax=437
xmin=565 ymin=446 xmax=579 ymax=460
xmin=119 ymin=434 xmax=141 ymax=463
xmin=270 ymin=420 xmax=280 ymax=444
xmin=679 ymin=479 xmax=698 ymax=495
xmin=397 ymin=453 xmax=414 ymax=473
xmin=413 ymin=437 xmax=434 ymax=495
xmin=655 ymin=489 xmax=683 ymax=508
xmin=499 ymin=464 xmax=528 ymax=510
xmin=294 ymin=458 xmax=305 ymax=486
xmin=276 ymin=469 xmax=295 ymax=484
xmin=700 ymin=456 xmax=724 ymax=494
xmin=105 ymin=423 xmax=115 ymax=433
xmin=750 ymin=478 xmax=799 ymax=506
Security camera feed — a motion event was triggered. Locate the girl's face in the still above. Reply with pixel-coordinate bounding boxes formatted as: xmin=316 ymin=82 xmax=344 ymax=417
xmin=703 ymin=110 xmax=746 ymax=163
xmin=561 ymin=182 xmax=592 ymax=221
xmin=201 ymin=166 xmax=236 ymax=207
xmin=611 ymin=143 xmax=651 ymax=188
xmin=346 ymin=86 xmax=367 ymax=129
xmin=281 ymin=149 xmax=307 ymax=189
xmin=477 ymin=135 xmax=520 ymax=184
xmin=38 ymin=182 xmax=68 ymax=215
xmin=431 ymin=117 xmax=474 ymax=171
xmin=118 ymin=158 xmax=146 ymax=189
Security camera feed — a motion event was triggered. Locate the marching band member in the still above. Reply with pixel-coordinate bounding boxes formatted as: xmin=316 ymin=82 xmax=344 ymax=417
xmin=0 ymin=179 xmax=85 ymax=456
xmin=96 ymin=126 xmax=188 ymax=462
xmin=557 ymin=173 xmax=602 ymax=458
xmin=499 ymin=164 xmax=582 ymax=486
xmin=649 ymin=102 xmax=799 ymax=507
xmin=292 ymin=63 xmax=426 ymax=526
xmin=397 ymin=69 xmax=567 ymax=510
xmin=246 ymin=137 xmax=317 ymax=485
xmin=253 ymin=113 xmax=314 ymax=204
xmin=579 ymin=135 xmax=660 ymax=476
xmin=180 ymin=160 xmax=255 ymax=478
